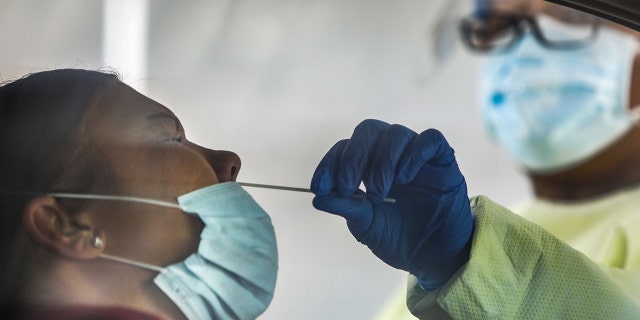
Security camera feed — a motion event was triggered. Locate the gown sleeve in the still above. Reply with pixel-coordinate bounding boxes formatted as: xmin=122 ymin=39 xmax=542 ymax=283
xmin=406 ymin=195 xmax=640 ymax=319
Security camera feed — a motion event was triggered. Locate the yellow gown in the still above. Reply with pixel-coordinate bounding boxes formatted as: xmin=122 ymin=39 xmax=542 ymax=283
xmin=377 ymin=186 xmax=640 ymax=319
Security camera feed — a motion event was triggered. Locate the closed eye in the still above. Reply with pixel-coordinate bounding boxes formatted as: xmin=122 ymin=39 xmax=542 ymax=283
xmin=147 ymin=112 xmax=186 ymax=143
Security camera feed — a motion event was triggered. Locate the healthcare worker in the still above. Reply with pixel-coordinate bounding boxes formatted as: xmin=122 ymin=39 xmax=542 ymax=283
xmin=328 ymin=0 xmax=640 ymax=319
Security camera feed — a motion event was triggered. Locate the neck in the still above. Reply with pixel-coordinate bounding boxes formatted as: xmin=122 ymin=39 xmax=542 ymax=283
xmin=23 ymin=256 xmax=181 ymax=320
xmin=530 ymin=172 xmax=640 ymax=202
xmin=528 ymin=127 xmax=640 ymax=202
xmin=25 ymin=257 xmax=105 ymax=308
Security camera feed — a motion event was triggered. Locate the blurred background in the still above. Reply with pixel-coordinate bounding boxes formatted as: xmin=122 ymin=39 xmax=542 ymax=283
xmin=0 ymin=0 xmax=529 ymax=319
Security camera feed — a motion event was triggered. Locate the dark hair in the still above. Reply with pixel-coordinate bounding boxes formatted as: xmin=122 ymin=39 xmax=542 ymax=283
xmin=0 ymin=69 xmax=119 ymax=312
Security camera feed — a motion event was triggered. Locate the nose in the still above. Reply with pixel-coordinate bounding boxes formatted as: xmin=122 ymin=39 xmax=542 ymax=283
xmin=189 ymin=142 xmax=241 ymax=182
xmin=206 ymin=150 xmax=241 ymax=182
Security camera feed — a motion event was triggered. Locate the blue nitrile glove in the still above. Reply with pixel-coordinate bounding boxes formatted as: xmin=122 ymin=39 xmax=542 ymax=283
xmin=310 ymin=119 xmax=474 ymax=290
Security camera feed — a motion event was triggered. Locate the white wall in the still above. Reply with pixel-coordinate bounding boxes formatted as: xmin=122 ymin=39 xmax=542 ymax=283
xmin=0 ymin=1 xmax=530 ymax=319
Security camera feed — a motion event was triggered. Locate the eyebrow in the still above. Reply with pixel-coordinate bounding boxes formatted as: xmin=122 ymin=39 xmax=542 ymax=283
xmin=147 ymin=112 xmax=181 ymax=131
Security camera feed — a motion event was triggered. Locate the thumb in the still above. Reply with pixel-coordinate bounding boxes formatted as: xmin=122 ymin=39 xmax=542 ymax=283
xmin=312 ymin=195 xmax=373 ymax=240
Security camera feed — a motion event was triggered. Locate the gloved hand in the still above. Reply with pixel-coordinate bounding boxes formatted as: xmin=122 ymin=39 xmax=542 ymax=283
xmin=310 ymin=119 xmax=474 ymax=291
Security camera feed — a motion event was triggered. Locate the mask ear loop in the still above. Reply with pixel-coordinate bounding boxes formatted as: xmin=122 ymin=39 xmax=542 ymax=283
xmin=99 ymin=253 xmax=165 ymax=273
xmin=42 ymin=193 xmax=182 ymax=273
xmin=46 ymin=193 xmax=183 ymax=209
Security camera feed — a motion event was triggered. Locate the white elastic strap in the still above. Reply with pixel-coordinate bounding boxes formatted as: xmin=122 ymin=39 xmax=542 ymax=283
xmin=99 ymin=253 xmax=164 ymax=273
xmin=47 ymin=193 xmax=182 ymax=209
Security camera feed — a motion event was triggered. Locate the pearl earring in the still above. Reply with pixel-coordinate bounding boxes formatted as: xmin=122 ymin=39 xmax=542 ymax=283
xmin=91 ymin=236 xmax=104 ymax=249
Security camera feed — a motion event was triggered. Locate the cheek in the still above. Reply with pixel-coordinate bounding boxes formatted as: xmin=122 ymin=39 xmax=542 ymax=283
xmin=155 ymin=211 xmax=204 ymax=263
xmin=106 ymin=144 xmax=219 ymax=200
xmin=105 ymin=206 xmax=204 ymax=266
xmin=150 ymin=144 xmax=219 ymax=185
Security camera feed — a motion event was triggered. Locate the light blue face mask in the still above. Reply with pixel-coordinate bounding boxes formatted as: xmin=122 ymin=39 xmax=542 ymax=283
xmin=481 ymin=15 xmax=640 ymax=173
xmin=50 ymin=182 xmax=278 ymax=320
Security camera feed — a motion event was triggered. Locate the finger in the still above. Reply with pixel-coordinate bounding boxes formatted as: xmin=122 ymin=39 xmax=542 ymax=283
xmin=310 ymin=139 xmax=349 ymax=196
xmin=395 ymin=128 xmax=456 ymax=185
xmin=364 ymin=124 xmax=416 ymax=201
xmin=335 ymin=119 xmax=389 ymax=196
xmin=312 ymin=194 xmax=373 ymax=240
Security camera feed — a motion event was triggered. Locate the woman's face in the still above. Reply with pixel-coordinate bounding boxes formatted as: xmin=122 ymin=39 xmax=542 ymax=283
xmin=79 ymin=81 xmax=241 ymax=270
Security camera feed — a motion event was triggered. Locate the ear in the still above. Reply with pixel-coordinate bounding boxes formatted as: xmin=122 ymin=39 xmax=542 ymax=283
xmin=22 ymin=197 xmax=105 ymax=260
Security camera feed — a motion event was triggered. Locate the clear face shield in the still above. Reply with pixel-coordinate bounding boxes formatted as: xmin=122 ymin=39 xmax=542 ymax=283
xmin=413 ymin=0 xmax=474 ymax=79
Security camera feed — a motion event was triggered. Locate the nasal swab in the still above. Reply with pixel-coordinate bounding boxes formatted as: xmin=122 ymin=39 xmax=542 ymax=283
xmin=238 ymin=182 xmax=396 ymax=203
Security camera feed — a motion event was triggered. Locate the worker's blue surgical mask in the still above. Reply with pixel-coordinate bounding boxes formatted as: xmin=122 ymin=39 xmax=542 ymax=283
xmin=50 ymin=182 xmax=278 ymax=320
xmin=481 ymin=15 xmax=640 ymax=173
